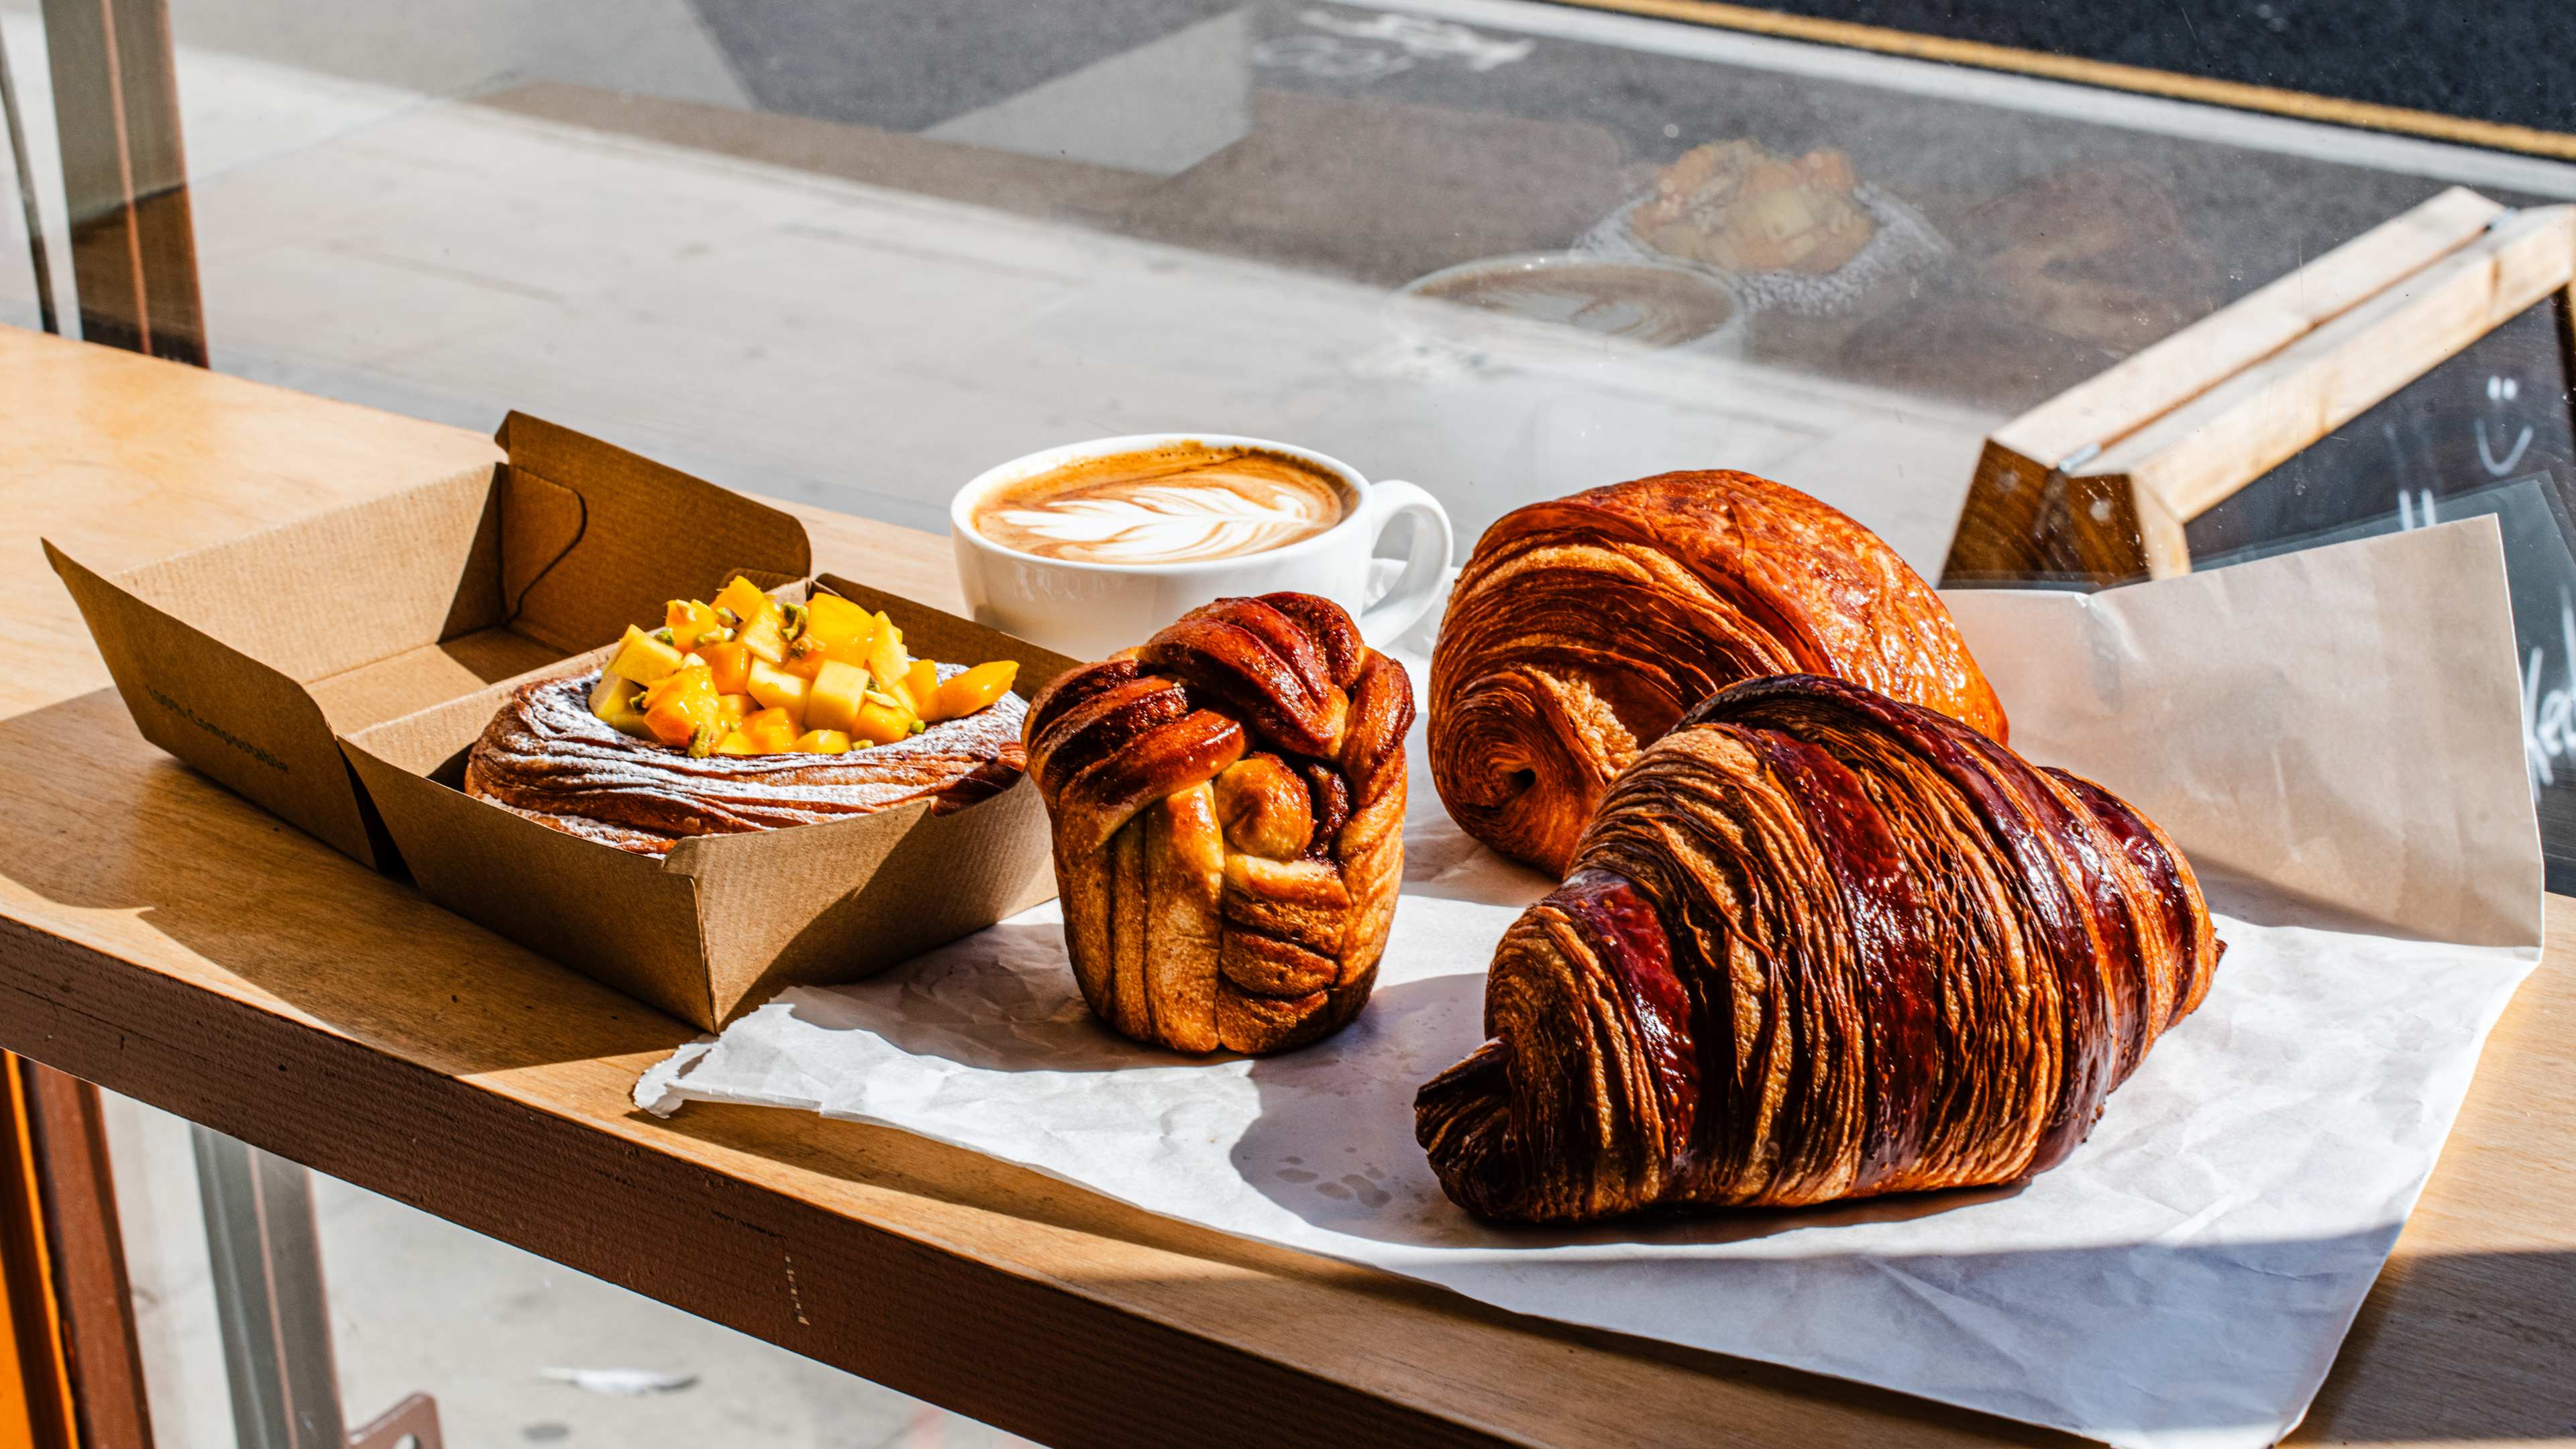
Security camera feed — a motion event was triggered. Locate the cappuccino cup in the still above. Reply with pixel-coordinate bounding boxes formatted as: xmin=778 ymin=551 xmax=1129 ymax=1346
xmin=953 ymin=433 xmax=1452 ymax=662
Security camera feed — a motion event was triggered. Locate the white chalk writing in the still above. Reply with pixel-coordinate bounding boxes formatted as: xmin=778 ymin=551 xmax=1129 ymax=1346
xmin=2522 ymin=590 xmax=2576 ymax=793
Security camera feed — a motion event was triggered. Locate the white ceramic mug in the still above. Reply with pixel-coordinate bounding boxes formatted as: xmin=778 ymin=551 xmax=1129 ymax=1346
xmin=951 ymin=433 xmax=1453 ymax=662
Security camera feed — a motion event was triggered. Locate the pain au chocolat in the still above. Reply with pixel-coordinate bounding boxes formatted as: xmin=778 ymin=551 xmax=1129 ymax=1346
xmin=1024 ymin=593 xmax=1412 ymax=1055
xmin=1416 ymin=674 xmax=2218 ymax=1224
xmin=1428 ymin=470 xmax=2006 ymax=877
xmin=464 ymin=671 xmax=1027 ymax=855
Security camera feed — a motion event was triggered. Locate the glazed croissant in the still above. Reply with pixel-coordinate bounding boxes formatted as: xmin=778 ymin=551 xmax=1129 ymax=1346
xmin=1416 ymin=674 xmax=2218 ymax=1224
xmin=1025 ymin=594 xmax=1413 ymax=1054
xmin=1428 ymin=471 xmax=2008 ymax=877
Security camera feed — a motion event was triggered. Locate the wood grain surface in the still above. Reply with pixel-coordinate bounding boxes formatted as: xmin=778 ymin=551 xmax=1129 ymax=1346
xmin=3 ymin=326 xmax=2571 ymax=1447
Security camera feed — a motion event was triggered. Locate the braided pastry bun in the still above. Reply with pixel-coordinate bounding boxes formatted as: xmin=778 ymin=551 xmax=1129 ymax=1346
xmin=1417 ymin=674 xmax=2218 ymax=1224
xmin=1024 ymin=594 xmax=1413 ymax=1055
xmin=1428 ymin=471 xmax=2007 ymax=877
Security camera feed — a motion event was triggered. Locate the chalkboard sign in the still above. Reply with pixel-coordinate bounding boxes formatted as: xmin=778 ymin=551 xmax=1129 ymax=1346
xmin=2185 ymin=295 xmax=2574 ymax=555
xmin=1941 ymin=189 xmax=2576 ymax=887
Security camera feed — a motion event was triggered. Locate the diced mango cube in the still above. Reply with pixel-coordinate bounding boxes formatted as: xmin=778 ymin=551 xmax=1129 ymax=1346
xmin=640 ymin=661 xmax=709 ymax=709
xmin=643 ymin=696 xmax=704 ymax=748
xmin=665 ymin=598 xmax=724 ymax=650
xmin=739 ymin=705 xmax=800 ymax=753
xmin=605 ymin=625 xmax=686 ymax=686
xmin=712 ymin=730 xmax=760 ymax=757
xmin=900 ymin=659 xmax=941 ymax=718
xmin=850 ymin=695 xmax=912 ymax=746
xmin=865 ymin=612 xmax=910 ymax=689
xmin=737 ymin=610 xmax=789 ymax=665
xmin=802 ymin=594 xmax=872 ymax=647
xmin=700 ymin=641 xmax=751 ymax=694
xmin=745 ymin=657 xmax=810 ymax=714
xmin=934 ymin=660 xmax=1019 ymax=721
xmin=640 ymin=664 xmax=720 ymax=748
xmin=786 ymin=599 xmax=876 ymax=678
xmin=712 ymin=576 xmax=777 ymax=627
xmin=791 ymin=729 xmax=851 ymax=755
xmin=805 ymin=659 xmax=871 ymax=735
xmin=588 ymin=672 xmax=651 ymax=736
xmin=716 ymin=692 xmax=753 ymax=731
xmin=790 ymin=633 xmax=864 ymax=678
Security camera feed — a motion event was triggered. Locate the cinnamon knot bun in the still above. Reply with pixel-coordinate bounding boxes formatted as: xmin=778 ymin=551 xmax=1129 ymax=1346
xmin=1024 ymin=593 xmax=1413 ymax=1054
xmin=1428 ymin=471 xmax=2006 ymax=877
xmin=465 ymin=672 xmax=1026 ymax=854
xmin=1417 ymin=673 xmax=2217 ymax=1224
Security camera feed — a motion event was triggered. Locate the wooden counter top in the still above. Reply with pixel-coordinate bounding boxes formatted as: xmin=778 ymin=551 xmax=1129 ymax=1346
xmin=3 ymin=327 xmax=2568 ymax=1447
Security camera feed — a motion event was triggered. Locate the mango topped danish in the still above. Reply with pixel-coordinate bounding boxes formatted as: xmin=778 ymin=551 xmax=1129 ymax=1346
xmin=465 ymin=578 xmax=1024 ymax=854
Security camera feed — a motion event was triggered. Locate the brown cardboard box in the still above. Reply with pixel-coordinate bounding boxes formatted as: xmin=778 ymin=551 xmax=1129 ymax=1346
xmin=50 ymin=413 xmax=1073 ymax=1028
xmin=46 ymin=412 xmax=812 ymax=868
xmin=340 ymin=574 xmax=1073 ymax=1028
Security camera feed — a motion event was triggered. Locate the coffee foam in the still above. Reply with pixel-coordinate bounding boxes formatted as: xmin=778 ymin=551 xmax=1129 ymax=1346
xmin=973 ymin=447 xmax=1345 ymax=566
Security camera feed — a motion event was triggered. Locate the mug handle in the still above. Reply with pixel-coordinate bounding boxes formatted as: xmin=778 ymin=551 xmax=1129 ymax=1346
xmin=1359 ymin=479 xmax=1454 ymax=651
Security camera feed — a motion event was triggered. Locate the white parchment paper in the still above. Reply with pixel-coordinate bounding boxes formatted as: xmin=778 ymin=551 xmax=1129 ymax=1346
xmin=637 ymin=521 xmax=2542 ymax=1449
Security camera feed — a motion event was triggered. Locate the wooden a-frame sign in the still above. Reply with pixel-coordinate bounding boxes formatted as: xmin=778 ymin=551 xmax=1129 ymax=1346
xmin=1942 ymin=187 xmax=2576 ymax=587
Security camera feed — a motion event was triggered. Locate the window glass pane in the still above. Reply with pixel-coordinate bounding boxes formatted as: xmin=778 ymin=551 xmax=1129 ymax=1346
xmin=98 ymin=1088 xmax=1028 ymax=1447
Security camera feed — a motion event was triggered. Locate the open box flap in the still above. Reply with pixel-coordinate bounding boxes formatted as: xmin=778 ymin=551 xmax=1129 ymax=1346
xmin=47 ymin=537 xmax=394 ymax=865
xmin=494 ymin=413 xmax=812 ymax=653
xmin=45 ymin=470 xmax=502 ymax=689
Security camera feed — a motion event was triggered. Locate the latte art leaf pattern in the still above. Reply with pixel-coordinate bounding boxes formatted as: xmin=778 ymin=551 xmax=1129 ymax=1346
xmin=994 ymin=484 xmax=1332 ymax=564
xmin=975 ymin=447 xmax=1348 ymax=564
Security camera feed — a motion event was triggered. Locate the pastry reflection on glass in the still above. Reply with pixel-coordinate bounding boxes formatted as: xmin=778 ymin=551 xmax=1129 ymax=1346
xmin=1024 ymin=593 xmax=1412 ymax=1055
xmin=1417 ymin=673 xmax=2221 ymax=1225
xmin=1629 ymin=140 xmax=1876 ymax=276
xmin=1428 ymin=470 xmax=2005 ymax=877
xmin=1395 ymin=252 xmax=1744 ymax=356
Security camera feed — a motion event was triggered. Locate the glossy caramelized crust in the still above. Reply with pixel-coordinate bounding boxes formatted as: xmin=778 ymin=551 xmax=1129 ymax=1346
xmin=464 ymin=672 xmax=1027 ymax=855
xmin=1415 ymin=674 xmax=2217 ymax=1224
xmin=1024 ymin=593 xmax=1413 ymax=1055
xmin=1428 ymin=471 xmax=2007 ymax=877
